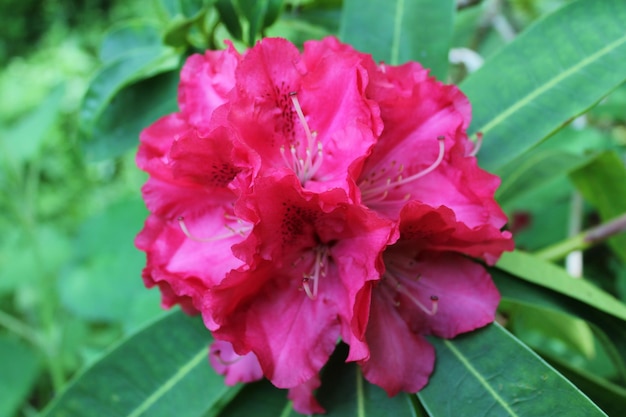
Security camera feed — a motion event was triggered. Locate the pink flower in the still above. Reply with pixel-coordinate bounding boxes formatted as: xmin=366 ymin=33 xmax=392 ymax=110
xmin=349 ymin=59 xmax=513 ymax=395
xmin=207 ymin=174 xmax=394 ymax=390
xmin=359 ymin=202 xmax=511 ymax=394
xmin=135 ymin=35 xmax=513 ymax=414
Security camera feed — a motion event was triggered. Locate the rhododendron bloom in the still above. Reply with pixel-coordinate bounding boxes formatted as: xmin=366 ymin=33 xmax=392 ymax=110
xmin=135 ymin=34 xmax=513 ymax=415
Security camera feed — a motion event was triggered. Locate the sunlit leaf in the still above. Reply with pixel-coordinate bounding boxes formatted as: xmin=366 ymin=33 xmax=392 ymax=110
xmin=41 ymin=310 xmax=240 ymax=417
xmin=462 ymin=0 xmax=626 ymax=172
xmin=418 ymin=323 xmax=606 ymax=416
xmin=339 ymin=0 xmax=455 ymax=77
xmin=497 ymin=250 xmax=626 ymax=322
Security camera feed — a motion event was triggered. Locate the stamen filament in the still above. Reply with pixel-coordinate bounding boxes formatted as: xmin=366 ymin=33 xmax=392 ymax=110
xmin=282 ymin=92 xmax=324 ymax=184
xmin=468 ymin=132 xmax=483 ymax=157
xmin=177 ymin=216 xmax=250 ymax=242
xmin=384 ymin=272 xmax=438 ymax=316
xmin=361 ymin=136 xmax=446 ymax=199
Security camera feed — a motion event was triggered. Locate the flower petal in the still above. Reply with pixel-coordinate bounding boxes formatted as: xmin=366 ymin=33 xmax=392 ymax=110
xmin=209 ymin=340 xmax=264 ymax=385
xmin=360 ymin=285 xmax=435 ymax=396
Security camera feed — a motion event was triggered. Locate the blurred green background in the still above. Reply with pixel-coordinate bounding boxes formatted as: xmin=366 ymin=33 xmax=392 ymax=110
xmin=2 ymin=0 xmax=626 ymax=416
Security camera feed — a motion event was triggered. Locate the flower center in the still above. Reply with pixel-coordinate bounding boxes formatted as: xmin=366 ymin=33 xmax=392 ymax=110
xmin=359 ymin=136 xmax=446 ymax=205
xmin=299 ymin=245 xmax=330 ymax=300
xmin=280 ymin=92 xmax=324 ymax=185
xmin=177 ymin=214 xmax=252 ymax=243
xmin=383 ymin=254 xmax=438 ymax=316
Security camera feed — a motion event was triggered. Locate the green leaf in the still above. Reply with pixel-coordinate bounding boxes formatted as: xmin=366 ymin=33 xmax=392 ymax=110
xmin=84 ymin=70 xmax=179 ymax=160
xmin=0 ymin=336 xmax=40 ymax=417
xmin=216 ymin=0 xmax=243 ymax=40
xmin=569 ymin=151 xmax=626 ymax=262
xmin=497 ymin=250 xmax=626 ymax=322
xmin=236 ymin=0 xmax=285 ymax=45
xmin=495 ymin=126 xmax=604 ymax=207
xmin=462 ymin=0 xmax=626 ymax=172
xmin=100 ymin=20 xmax=164 ymax=64
xmin=493 ymin=268 xmax=626 ymax=377
xmin=418 ymin=323 xmax=606 ymax=417
xmin=41 ymin=309 xmax=240 ymax=417
xmin=220 ymin=344 xmax=422 ymax=416
xmin=339 ymin=0 xmax=455 ymax=76
xmin=80 ymin=39 xmax=179 ymax=150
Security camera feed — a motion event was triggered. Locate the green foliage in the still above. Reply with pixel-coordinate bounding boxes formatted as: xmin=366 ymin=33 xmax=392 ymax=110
xmin=419 ymin=323 xmax=607 ymax=417
xmin=2 ymin=0 xmax=626 ymax=416
xmin=340 ymin=0 xmax=455 ymax=77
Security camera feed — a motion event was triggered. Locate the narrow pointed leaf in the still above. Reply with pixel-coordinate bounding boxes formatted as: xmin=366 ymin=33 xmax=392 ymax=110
xmin=339 ymin=0 xmax=455 ymax=77
xmin=418 ymin=323 xmax=606 ymax=416
xmin=41 ymin=310 xmax=241 ymax=417
xmin=569 ymin=151 xmax=626 ymax=262
xmin=462 ymin=0 xmax=626 ymax=172
xmin=497 ymin=250 xmax=626 ymax=322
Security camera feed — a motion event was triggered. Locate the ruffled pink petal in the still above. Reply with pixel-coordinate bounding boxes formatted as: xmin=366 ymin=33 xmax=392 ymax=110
xmin=229 ymin=37 xmax=380 ymax=194
xmin=212 ymin=260 xmax=341 ymax=388
xmin=288 ymin=374 xmax=325 ymax=415
xmin=387 ymin=251 xmax=500 ymax=339
xmin=169 ymin=126 xmax=257 ymax=195
xmin=209 ymin=340 xmax=263 ymax=385
xmin=360 ymin=285 xmax=435 ymax=396
xmin=137 ymin=113 xmax=190 ymax=177
xmin=397 ymin=201 xmax=513 ymax=264
xmin=179 ymin=42 xmax=241 ymax=133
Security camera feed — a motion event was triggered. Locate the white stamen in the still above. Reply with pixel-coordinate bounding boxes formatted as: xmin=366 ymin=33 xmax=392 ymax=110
xmin=384 ymin=272 xmax=438 ymax=316
xmin=177 ymin=216 xmax=251 ymax=242
xmin=468 ymin=132 xmax=483 ymax=157
xmin=281 ymin=92 xmax=324 ymax=184
xmin=361 ymin=136 xmax=446 ymax=201
xmin=301 ymin=246 xmax=329 ymax=300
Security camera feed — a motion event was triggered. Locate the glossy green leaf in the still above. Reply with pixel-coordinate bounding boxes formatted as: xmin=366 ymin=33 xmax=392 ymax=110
xmin=80 ymin=39 xmax=178 ymax=148
xmin=495 ymin=126 xmax=605 ymax=207
xmin=493 ymin=268 xmax=626 ymax=376
xmin=497 ymin=250 xmax=626 ymax=322
xmin=41 ymin=309 xmax=240 ymax=417
xmin=216 ymin=0 xmax=243 ymax=40
xmin=0 ymin=336 xmax=40 ymax=417
xmin=418 ymin=323 xmax=606 ymax=416
xmin=462 ymin=0 xmax=626 ymax=172
xmin=339 ymin=0 xmax=455 ymax=76
xmin=570 ymin=151 xmax=626 ymax=262
xmin=317 ymin=352 xmax=420 ymax=417
xmin=100 ymin=21 xmax=164 ymax=64
xmin=494 ymin=271 xmax=626 ymax=415
xmin=547 ymin=350 xmax=626 ymax=417
xmin=85 ymin=70 xmax=179 ymax=160
xmin=220 ymin=344 xmax=422 ymax=417
xmin=236 ymin=0 xmax=285 ymax=45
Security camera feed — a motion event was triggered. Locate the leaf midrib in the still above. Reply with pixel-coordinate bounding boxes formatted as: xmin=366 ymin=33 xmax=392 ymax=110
xmin=443 ymin=339 xmax=520 ymax=417
xmin=127 ymin=347 xmax=209 ymax=417
xmin=471 ymin=32 xmax=626 ymax=138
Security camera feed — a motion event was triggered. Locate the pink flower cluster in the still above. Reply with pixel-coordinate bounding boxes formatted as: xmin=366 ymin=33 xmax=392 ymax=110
xmin=135 ymin=37 xmax=513 ymax=414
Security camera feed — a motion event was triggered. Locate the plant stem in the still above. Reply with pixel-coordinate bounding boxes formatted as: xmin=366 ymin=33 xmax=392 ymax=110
xmin=535 ymin=212 xmax=626 ymax=262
